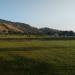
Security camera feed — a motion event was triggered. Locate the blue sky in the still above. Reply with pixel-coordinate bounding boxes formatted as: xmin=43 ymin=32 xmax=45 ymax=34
xmin=0 ymin=0 xmax=75 ymax=31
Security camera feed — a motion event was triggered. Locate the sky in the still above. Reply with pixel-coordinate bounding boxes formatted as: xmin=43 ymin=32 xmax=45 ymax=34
xmin=0 ymin=0 xmax=75 ymax=31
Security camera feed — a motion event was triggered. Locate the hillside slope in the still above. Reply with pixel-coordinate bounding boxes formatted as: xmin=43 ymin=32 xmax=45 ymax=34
xmin=0 ymin=19 xmax=74 ymax=36
xmin=0 ymin=19 xmax=60 ymax=34
xmin=0 ymin=23 xmax=24 ymax=33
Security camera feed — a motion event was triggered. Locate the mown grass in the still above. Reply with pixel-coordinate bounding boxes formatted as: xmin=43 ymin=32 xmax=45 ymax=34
xmin=0 ymin=40 xmax=75 ymax=48
xmin=0 ymin=34 xmax=48 ymax=38
xmin=0 ymin=40 xmax=75 ymax=75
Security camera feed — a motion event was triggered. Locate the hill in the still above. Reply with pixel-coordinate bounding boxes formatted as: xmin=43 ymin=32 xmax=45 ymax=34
xmin=0 ymin=23 xmax=24 ymax=34
xmin=0 ymin=19 xmax=41 ymax=34
xmin=0 ymin=19 xmax=61 ymax=34
xmin=0 ymin=19 xmax=75 ymax=37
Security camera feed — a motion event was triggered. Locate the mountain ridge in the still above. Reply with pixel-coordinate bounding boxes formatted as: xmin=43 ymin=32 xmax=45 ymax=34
xmin=0 ymin=19 xmax=74 ymax=36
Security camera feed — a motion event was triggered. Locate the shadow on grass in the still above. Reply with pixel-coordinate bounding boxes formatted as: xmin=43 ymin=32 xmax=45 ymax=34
xmin=0 ymin=47 xmax=49 ymax=51
xmin=0 ymin=56 xmax=59 ymax=75
xmin=0 ymin=46 xmax=74 ymax=51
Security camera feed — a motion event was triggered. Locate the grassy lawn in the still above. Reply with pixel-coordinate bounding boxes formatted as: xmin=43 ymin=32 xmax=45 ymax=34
xmin=0 ymin=34 xmax=48 ymax=38
xmin=0 ymin=40 xmax=75 ymax=75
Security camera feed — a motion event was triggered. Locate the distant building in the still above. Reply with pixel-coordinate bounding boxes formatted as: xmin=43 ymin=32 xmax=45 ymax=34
xmin=48 ymin=33 xmax=59 ymax=38
xmin=54 ymin=33 xmax=59 ymax=38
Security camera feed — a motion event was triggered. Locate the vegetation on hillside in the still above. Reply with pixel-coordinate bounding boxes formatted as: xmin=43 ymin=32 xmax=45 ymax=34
xmin=0 ymin=19 xmax=75 ymax=37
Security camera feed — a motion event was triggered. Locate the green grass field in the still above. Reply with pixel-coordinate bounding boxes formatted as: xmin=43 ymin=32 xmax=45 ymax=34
xmin=0 ymin=40 xmax=75 ymax=75
xmin=0 ymin=34 xmax=48 ymax=38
